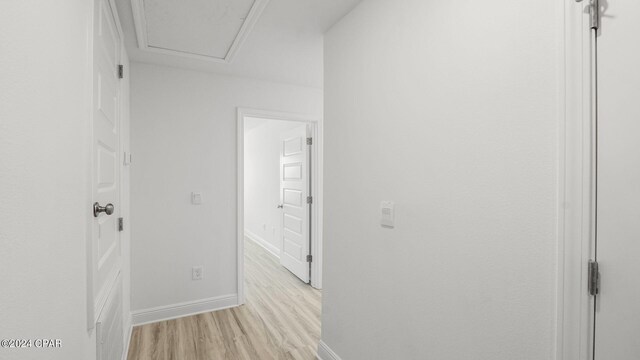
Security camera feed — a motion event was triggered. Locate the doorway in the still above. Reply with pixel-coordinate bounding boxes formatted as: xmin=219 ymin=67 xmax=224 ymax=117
xmin=236 ymin=108 xmax=323 ymax=304
xmin=235 ymin=108 xmax=323 ymax=356
xmin=245 ymin=116 xmax=311 ymax=283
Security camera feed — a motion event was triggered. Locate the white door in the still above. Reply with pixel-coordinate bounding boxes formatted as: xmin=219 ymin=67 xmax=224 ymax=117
xmin=92 ymin=0 xmax=122 ymax=319
xmin=594 ymin=1 xmax=640 ymax=358
xmin=279 ymin=125 xmax=311 ymax=283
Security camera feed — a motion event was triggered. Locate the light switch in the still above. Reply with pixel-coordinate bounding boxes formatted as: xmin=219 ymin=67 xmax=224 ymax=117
xmin=380 ymin=201 xmax=394 ymax=228
xmin=191 ymin=192 xmax=203 ymax=205
xmin=123 ymin=152 xmax=132 ymax=166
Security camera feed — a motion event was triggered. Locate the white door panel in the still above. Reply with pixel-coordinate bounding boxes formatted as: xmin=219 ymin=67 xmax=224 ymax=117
xmin=97 ymin=277 xmax=124 ymax=360
xmin=283 ymin=189 xmax=303 ymax=207
xmin=594 ymin=1 xmax=640 ymax=358
xmin=279 ymin=125 xmax=310 ymax=283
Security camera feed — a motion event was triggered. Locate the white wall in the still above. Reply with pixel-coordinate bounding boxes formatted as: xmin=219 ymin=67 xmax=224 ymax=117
xmin=0 ymin=1 xmax=95 ymax=359
xmin=244 ymin=118 xmax=307 ymax=257
xmin=321 ymin=0 xmax=560 ymax=359
xmin=130 ymin=63 xmax=322 ymax=319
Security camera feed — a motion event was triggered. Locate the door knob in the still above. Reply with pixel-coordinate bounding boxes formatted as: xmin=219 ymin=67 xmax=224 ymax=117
xmin=93 ymin=202 xmax=115 ymax=217
xmin=277 ymin=204 xmax=284 ymax=209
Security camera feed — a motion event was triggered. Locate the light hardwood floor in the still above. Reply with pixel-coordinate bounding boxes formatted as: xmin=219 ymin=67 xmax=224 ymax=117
xmin=126 ymin=238 xmax=322 ymax=360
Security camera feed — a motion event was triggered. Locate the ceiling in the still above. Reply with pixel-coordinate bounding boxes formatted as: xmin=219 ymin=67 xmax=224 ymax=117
xmin=114 ymin=0 xmax=363 ymax=88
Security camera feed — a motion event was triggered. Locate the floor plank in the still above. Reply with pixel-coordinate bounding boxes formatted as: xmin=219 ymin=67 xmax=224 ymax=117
xmin=127 ymin=238 xmax=322 ymax=360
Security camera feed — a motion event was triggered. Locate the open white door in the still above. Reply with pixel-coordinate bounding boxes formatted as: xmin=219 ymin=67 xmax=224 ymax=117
xmin=592 ymin=0 xmax=640 ymax=358
xmin=279 ymin=125 xmax=311 ymax=283
xmin=92 ymin=0 xmax=122 ymax=322
xmin=91 ymin=1 xmax=125 ymax=358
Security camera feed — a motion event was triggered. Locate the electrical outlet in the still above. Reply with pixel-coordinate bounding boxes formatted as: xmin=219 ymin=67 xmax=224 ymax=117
xmin=192 ymin=266 xmax=203 ymax=280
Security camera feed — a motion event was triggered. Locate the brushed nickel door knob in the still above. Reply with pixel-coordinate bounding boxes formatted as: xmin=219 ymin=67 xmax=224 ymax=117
xmin=93 ymin=202 xmax=115 ymax=217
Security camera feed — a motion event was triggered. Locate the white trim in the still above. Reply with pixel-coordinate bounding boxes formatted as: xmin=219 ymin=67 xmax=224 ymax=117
xmin=237 ymin=113 xmax=246 ymax=304
xmin=237 ymin=107 xmax=324 ymax=306
xmin=238 ymin=108 xmax=319 ymax=123
xmin=225 ymin=0 xmax=270 ymax=62
xmin=245 ymin=229 xmax=280 ymax=259
xmin=131 ymin=294 xmax=239 ymax=326
xmin=86 ymin=0 xmax=96 ymax=332
xmin=130 ymin=0 xmax=147 ymax=52
xmin=130 ymin=0 xmax=269 ymax=64
xmin=118 ymin=44 xmax=132 ymax=360
xmin=121 ymin=323 xmax=133 ymax=360
xmin=108 ymin=0 xmax=124 ymax=40
xmin=312 ymin=116 xmax=324 ymax=289
xmin=553 ymin=1 xmax=575 ymax=360
xmin=317 ymin=341 xmax=343 ymax=360
xmin=557 ymin=1 xmax=596 ymax=359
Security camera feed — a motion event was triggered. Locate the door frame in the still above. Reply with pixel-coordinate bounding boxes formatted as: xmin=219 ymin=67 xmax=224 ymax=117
xmin=236 ymin=107 xmax=324 ymax=304
xmin=557 ymin=0 xmax=597 ymax=359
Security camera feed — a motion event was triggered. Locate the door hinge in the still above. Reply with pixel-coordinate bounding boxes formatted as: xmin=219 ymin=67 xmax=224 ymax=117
xmin=118 ymin=65 xmax=124 ymax=79
xmin=306 ymin=137 xmax=313 ymax=145
xmin=307 ymin=196 xmax=313 ymax=204
xmin=118 ymin=217 xmax=124 ymax=232
xmin=588 ymin=260 xmax=599 ymax=296
xmin=576 ymin=0 xmax=599 ymax=30
xmin=306 ymin=255 xmax=312 ymax=263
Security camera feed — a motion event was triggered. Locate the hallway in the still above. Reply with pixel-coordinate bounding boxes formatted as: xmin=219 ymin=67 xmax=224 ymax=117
xmin=126 ymin=239 xmax=321 ymax=360
xmin=8 ymin=1 xmax=640 ymax=359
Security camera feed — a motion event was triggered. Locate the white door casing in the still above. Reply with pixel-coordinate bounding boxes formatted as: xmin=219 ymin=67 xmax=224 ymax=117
xmin=92 ymin=0 xmax=122 ymax=322
xmin=559 ymin=1 xmax=597 ymax=358
xmin=593 ymin=0 xmax=640 ymax=358
xmin=279 ymin=125 xmax=311 ymax=283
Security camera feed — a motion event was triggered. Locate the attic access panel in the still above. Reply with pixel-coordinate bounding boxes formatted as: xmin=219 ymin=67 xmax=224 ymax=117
xmin=131 ymin=0 xmax=269 ymax=63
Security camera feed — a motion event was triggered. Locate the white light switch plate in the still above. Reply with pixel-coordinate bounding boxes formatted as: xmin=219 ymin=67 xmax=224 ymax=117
xmin=123 ymin=152 xmax=132 ymax=166
xmin=380 ymin=201 xmax=394 ymax=228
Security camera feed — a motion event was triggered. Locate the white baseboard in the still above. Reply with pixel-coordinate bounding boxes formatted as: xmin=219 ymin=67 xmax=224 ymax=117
xmin=317 ymin=341 xmax=343 ymax=360
xmin=131 ymin=294 xmax=238 ymax=326
xmin=244 ymin=229 xmax=280 ymax=259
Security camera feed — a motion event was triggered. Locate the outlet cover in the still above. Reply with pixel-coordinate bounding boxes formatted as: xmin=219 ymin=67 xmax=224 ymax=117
xmin=192 ymin=266 xmax=203 ymax=280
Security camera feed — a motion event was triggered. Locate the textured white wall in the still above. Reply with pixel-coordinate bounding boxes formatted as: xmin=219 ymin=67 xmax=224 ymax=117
xmin=0 ymin=1 xmax=95 ymax=359
xmin=321 ymin=0 xmax=560 ymax=359
xmin=130 ymin=63 xmax=322 ymax=313
xmin=244 ymin=118 xmax=307 ymax=255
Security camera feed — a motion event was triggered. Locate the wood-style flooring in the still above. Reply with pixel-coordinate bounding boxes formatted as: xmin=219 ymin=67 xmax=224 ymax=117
xmin=126 ymin=238 xmax=322 ymax=360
